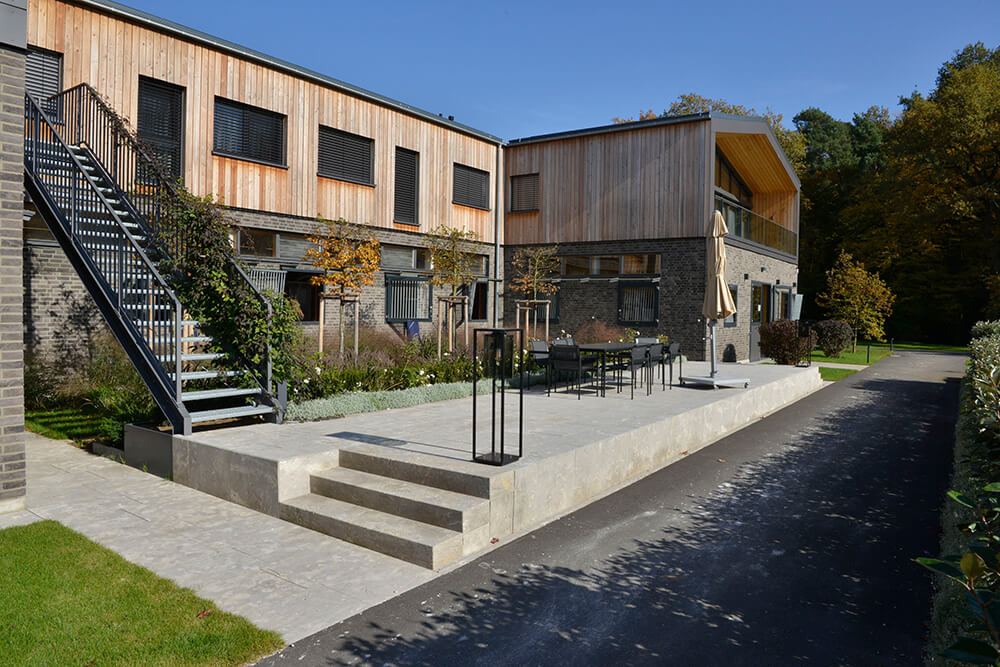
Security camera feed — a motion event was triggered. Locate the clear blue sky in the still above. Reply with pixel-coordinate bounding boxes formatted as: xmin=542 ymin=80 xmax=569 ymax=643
xmin=122 ymin=0 xmax=1000 ymax=139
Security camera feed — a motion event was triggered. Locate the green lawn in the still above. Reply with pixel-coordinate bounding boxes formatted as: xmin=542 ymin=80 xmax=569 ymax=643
xmin=819 ymin=366 xmax=859 ymax=382
xmin=25 ymin=405 xmax=105 ymax=443
xmin=872 ymin=341 xmax=969 ymax=353
xmin=0 ymin=521 xmax=283 ymax=666
xmin=809 ymin=346 xmax=892 ymax=366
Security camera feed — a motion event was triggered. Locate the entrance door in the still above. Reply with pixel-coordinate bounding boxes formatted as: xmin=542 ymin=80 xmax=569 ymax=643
xmin=137 ymin=77 xmax=184 ymax=182
xmin=749 ymin=281 xmax=771 ymax=361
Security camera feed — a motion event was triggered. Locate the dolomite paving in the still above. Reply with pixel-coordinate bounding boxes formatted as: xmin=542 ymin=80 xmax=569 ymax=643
xmin=1 ymin=360 xmax=822 ymax=643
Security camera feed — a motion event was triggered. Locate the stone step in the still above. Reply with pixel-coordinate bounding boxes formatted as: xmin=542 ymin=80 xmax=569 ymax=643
xmin=279 ymin=493 xmax=463 ymax=569
xmin=311 ymin=466 xmax=489 ymax=532
xmin=338 ymin=444 xmax=496 ymax=499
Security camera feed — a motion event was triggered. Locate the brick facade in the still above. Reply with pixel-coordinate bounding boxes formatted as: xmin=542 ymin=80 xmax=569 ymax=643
xmin=1 ymin=33 xmax=26 ymax=512
xmin=503 ymin=238 xmax=797 ymax=362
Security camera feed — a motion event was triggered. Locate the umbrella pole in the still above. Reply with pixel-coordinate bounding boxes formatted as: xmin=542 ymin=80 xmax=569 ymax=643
xmin=709 ymin=319 xmax=718 ymax=378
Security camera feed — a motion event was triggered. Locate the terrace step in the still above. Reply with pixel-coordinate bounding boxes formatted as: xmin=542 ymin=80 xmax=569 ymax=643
xmin=338 ymin=443 xmax=494 ymax=499
xmin=169 ymin=369 xmax=245 ymax=381
xmin=181 ymin=387 xmax=262 ymax=401
xmin=311 ymin=466 xmax=489 ymax=532
xmin=279 ymin=493 xmax=464 ymax=569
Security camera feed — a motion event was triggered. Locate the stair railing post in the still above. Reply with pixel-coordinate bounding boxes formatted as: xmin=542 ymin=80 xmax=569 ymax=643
xmin=174 ymin=309 xmax=183 ymax=401
xmin=117 ymin=231 xmax=124 ymax=310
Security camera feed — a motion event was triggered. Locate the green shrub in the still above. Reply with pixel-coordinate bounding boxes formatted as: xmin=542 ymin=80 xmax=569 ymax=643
xmin=23 ymin=353 xmax=60 ymax=410
xmin=971 ymin=320 xmax=1000 ymax=341
xmin=813 ymin=319 xmax=854 ymax=358
xmin=759 ymin=319 xmax=814 ymax=365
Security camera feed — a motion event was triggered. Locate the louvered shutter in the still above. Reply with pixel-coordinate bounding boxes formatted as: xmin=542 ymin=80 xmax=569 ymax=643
xmin=453 ymin=163 xmax=489 ymax=209
xmin=394 ymin=147 xmax=419 ymax=225
xmin=213 ymin=98 xmax=285 ymax=166
xmin=25 ymin=47 xmax=62 ymax=118
xmin=510 ymin=173 xmax=539 ymax=212
xmin=318 ymin=126 xmax=373 ymax=184
xmin=137 ymin=78 xmax=184 ymax=181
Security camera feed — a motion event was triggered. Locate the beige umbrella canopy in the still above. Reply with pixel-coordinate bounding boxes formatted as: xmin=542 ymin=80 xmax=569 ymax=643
xmin=703 ymin=210 xmax=736 ymax=321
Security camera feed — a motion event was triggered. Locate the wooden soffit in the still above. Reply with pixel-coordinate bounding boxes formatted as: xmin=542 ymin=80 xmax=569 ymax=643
xmin=715 ymin=131 xmax=797 ymax=193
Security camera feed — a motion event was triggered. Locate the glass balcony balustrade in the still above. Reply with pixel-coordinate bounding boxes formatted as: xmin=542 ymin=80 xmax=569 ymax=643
xmin=714 ymin=195 xmax=797 ymax=256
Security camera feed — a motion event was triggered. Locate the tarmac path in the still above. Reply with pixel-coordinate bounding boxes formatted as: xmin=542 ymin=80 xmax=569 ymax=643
xmin=256 ymin=350 xmax=964 ymax=666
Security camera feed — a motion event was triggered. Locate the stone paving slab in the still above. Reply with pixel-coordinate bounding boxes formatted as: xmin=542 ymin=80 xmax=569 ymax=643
xmin=0 ymin=433 xmax=437 ymax=644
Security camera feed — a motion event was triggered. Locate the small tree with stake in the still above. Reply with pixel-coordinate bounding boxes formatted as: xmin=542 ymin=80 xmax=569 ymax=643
xmin=510 ymin=245 xmax=560 ymax=341
xmin=817 ymin=251 xmax=895 ymax=352
xmin=305 ymin=217 xmax=381 ymax=358
xmin=427 ymin=224 xmax=479 ymax=357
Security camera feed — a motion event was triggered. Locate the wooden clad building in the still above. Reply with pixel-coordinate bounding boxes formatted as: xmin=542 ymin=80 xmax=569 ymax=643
xmin=23 ymin=0 xmax=503 ymax=350
xmin=503 ymin=114 xmax=801 ymax=362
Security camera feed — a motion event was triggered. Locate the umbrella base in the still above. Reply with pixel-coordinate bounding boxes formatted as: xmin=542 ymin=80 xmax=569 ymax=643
xmin=679 ymin=375 xmax=750 ymax=390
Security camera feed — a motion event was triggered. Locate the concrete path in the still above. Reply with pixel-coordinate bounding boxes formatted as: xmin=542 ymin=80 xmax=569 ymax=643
xmin=0 ymin=433 xmax=438 ymax=643
xmin=256 ymin=350 xmax=964 ymax=665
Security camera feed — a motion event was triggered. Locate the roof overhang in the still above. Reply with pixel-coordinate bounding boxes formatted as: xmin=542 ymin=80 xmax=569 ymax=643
xmin=711 ymin=115 xmax=800 ymax=191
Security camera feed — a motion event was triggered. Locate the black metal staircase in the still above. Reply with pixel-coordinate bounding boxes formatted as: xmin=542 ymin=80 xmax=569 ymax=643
xmin=23 ymin=84 xmax=283 ymax=435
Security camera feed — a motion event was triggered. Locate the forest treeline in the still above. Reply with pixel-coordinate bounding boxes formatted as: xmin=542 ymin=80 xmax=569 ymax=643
xmin=622 ymin=42 xmax=1000 ymax=343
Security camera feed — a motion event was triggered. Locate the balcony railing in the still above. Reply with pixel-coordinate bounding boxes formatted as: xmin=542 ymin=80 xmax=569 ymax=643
xmin=715 ymin=196 xmax=797 ymax=257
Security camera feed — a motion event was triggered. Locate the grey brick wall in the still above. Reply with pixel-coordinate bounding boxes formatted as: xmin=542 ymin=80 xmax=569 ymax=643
xmin=1 ymin=41 xmax=25 ymax=512
xmin=503 ymin=238 xmax=798 ymax=362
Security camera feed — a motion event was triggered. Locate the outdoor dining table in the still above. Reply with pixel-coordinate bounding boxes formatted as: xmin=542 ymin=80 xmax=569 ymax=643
xmin=578 ymin=342 xmax=640 ymax=397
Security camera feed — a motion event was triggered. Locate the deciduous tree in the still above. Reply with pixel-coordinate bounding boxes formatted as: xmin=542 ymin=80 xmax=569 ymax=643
xmin=817 ymin=251 xmax=895 ymax=351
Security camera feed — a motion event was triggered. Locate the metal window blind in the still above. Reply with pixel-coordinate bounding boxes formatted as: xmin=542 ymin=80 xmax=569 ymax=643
xmin=453 ymin=163 xmax=489 ymax=209
xmin=510 ymin=173 xmax=539 ymax=212
xmin=318 ymin=126 xmax=373 ymax=184
xmin=381 ymin=245 xmax=415 ymax=269
xmin=138 ymin=78 xmax=184 ymax=181
xmin=25 ymin=47 xmax=61 ymax=117
xmin=619 ymin=284 xmax=658 ymax=325
xmin=385 ymin=276 xmax=431 ymax=322
xmin=213 ymin=98 xmax=285 ymax=165
xmin=394 ymin=147 xmax=419 ymax=225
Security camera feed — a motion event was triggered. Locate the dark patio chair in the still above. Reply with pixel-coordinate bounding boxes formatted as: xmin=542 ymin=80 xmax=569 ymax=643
xmin=637 ymin=337 xmax=666 ymax=390
xmin=666 ymin=342 xmax=682 ymax=389
xmin=552 ymin=336 xmax=575 ymax=346
xmin=528 ymin=340 xmax=550 ymax=387
xmin=624 ymin=344 xmax=652 ymax=399
xmin=547 ymin=344 xmax=598 ymax=399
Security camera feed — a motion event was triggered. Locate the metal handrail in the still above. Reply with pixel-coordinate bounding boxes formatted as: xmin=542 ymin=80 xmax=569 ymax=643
xmin=45 ymin=83 xmax=276 ymax=402
xmin=714 ymin=195 xmax=798 ymax=257
xmin=25 ymin=92 xmax=185 ymax=401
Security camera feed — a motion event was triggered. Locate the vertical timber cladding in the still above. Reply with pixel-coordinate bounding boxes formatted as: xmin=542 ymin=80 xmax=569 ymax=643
xmin=25 ymin=0 xmax=500 ymax=241
xmin=0 ymin=0 xmax=27 ymax=512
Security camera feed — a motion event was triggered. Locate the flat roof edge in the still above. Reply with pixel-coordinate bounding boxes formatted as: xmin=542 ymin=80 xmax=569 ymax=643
xmin=71 ymin=0 xmax=504 ymax=144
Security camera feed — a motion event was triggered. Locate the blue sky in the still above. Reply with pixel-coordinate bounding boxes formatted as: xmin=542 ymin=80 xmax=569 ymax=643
xmin=122 ymin=0 xmax=1000 ymax=139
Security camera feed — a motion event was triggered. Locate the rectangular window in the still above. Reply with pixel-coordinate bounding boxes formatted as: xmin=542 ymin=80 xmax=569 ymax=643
xmin=751 ymin=283 xmax=771 ymax=324
xmin=385 ymin=275 xmax=432 ymax=322
xmin=26 ymin=47 xmax=62 ymax=118
xmin=618 ymin=282 xmax=659 ymax=326
xmin=597 ymin=256 xmax=620 ymax=276
xmin=284 ymin=272 xmax=321 ymax=322
xmin=138 ymin=77 xmax=185 ymax=182
xmin=394 ymin=147 xmax=419 ymax=225
xmin=318 ymin=126 xmax=373 ymax=185
xmin=510 ymin=173 xmax=539 ymax=212
xmin=468 ymin=281 xmax=489 ymax=321
xmin=724 ymin=284 xmax=738 ymax=327
xmin=238 ymin=229 xmax=276 ymax=257
xmin=622 ymin=254 xmax=660 ymax=275
xmin=531 ymin=291 xmax=559 ymax=323
xmin=213 ymin=97 xmax=285 ymax=166
xmin=453 ymin=163 xmax=490 ymax=210
xmin=563 ymin=256 xmax=590 ymax=276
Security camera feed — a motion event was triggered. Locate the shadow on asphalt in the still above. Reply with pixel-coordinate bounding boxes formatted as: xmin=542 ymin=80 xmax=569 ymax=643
xmin=301 ymin=373 xmax=959 ymax=666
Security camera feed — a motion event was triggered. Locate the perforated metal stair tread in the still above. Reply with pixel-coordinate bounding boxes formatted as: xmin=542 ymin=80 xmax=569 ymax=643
xmin=311 ymin=466 xmax=487 ymax=532
xmin=279 ymin=493 xmax=463 ymax=569
xmin=170 ymin=369 xmax=245 ymax=381
xmin=156 ymin=352 xmax=225 ymax=362
xmin=181 ymin=387 xmax=262 ymax=401
xmin=188 ymin=404 xmax=273 ymax=423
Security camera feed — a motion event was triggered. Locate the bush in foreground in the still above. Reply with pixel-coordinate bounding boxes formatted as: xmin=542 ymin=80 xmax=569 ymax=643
xmin=759 ymin=319 xmax=815 ymax=365
xmin=813 ymin=320 xmax=854 ymax=358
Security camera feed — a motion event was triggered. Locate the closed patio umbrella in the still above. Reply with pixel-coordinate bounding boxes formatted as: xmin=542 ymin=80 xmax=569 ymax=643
xmin=680 ymin=210 xmax=748 ymax=389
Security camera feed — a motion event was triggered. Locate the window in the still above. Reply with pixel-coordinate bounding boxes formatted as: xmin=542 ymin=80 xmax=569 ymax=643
xmin=715 ymin=148 xmax=752 ymax=207
xmin=453 ymin=163 xmax=489 ymax=210
xmin=318 ymin=126 xmax=373 ymax=185
xmin=467 ymin=281 xmax=489 ymax=321
xmin=385 ymin=275 xmax=432 ymax=322
xmin=618 ymin=282 xmax=658 ymax=326
xmin=380 ymin=245 xmax=433 ymax=272
xmin=394 ymin=147 xmax=419 ymax=225
xmin=26 ymin=47 xmax=62 ymax=118
xmin=213 ymin=97 xmax=285 ymax=166
xmin=530 ymin=291 xmax=559 ymax=323
xmin=138 ymin=77 xmax=185 ymax=182
xmin=510 ymin=173 xmax=539 ymax=212
xmin=238 ymin=229 xmax=276 ymax=257
xmin=284 ymin=272 xmax=321 ymax=322
xmin=563 ymin=256 xmax=590 ymax=276
xmin=775 ymin=287 xmax=792 ymax=320
xmin=622 ymin=254 xmax=660 ymax=275
xmin=751 ymin=283 xmax=771 ymax=325
xmin=597 ymin=256 xmax=620 ymax=276
xmin=724 ymin=284 xmax=738 ymax=327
